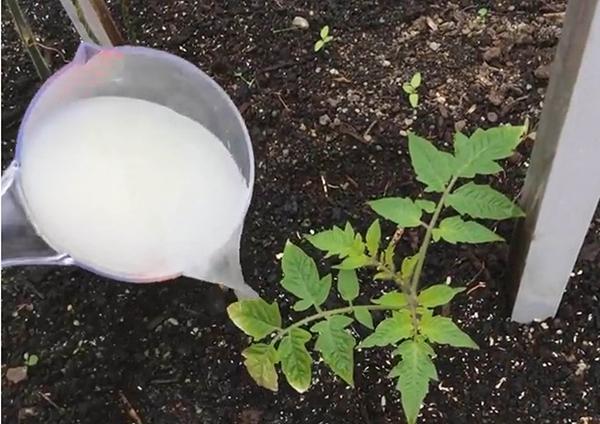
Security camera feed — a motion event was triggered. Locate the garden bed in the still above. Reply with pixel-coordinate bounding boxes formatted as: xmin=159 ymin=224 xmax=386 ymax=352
xmin=2 ymin=0 xmax=599 ymax=423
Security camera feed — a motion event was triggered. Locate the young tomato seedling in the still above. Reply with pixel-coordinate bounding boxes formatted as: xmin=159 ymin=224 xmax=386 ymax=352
xmin=403 ymin=72 xmax=422 ymax=108
xmin=314 ymin=25 xmax=333 ymax=52
xmin=228 ymin=124 xmax=526 ymax=424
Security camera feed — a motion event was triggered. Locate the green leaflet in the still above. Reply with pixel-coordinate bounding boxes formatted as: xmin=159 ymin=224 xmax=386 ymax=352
xmin=419 ymin=315 xmax=479 ymax=349
xmin=410 ymin=72 xmax=422 ymax=88
xmin=242 ymin=343 xmax=279 ymax=391
xmin=418 ymin=284 xmax=465 ymax=308
xmin=337 ymin=269 xmax=359 ymax=301
xmin=372 ymin=291 xmax=408 ymax=307
xmin=400 ymin=256 xmax=418 ymax=282
xmin=368 ymin=197 xmax=423 ymax=228
xmin=389 ymin=339 xmax=438 ymax=424
xmin=279 ymin=328 xmax=313 ymax=393
xmin=334 ymin=254 xmax=372 ymax=270
xmin=227 ymin=299 xmax=281 ymax=340
xmin=432 ymin=216 xmax=504 ymax=244
xmin=454 ymin=125 xmax=525 ymax=178
xmin=354 ymin=308 xmax=374 ymax=329
xmin=408 ymin=133 xmax=455 ymax=192
xmin=306 ymin=223 xmax=364 ymax=259
xmin=446 ymin=182 xmax=525 ymax=220
xmin=409 ymin=93 xmax=419 ymax=108
xmin=359 ymin=310 xmax=412 ymax=348
xmin=415 ymin=199 xmax=436 ymax=214
xmin=311 ymin=315 xmax=356 ymax=386
xmin=365 ymin=219 xmax=381 ymax=257
xmin=281 ymin=242 xmax=331 ymax=308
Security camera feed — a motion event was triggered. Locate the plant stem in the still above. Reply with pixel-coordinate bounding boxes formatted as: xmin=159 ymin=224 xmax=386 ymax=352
xmin=410 ymin=176 xmax=459 ymax=295
xmin=272 ymin=303 xmax=405 ymax=343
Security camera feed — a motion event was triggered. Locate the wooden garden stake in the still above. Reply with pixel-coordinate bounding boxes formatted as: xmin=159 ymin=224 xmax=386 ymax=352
xmin=510 ymin=0 xmax=600 ymax=322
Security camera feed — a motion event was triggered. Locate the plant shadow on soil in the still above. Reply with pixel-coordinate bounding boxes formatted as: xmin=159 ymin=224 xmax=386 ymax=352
xmin=2 ymin=1 xmax=599 ymax=423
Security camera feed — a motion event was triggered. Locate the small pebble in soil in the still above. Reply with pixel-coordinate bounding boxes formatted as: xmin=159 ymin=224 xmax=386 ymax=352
xmin=292 ymin=16 xmax=309 ymax=30
xmin=487 ymin=112 xmax=498 ymax=122
xmin=319 ymin=114 xmax=331 ymax=126
xmin=429 ymin=42 xmax=441 ymax=51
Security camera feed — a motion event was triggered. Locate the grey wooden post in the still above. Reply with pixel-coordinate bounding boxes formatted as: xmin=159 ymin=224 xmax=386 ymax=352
xmin=510 ymin=0 xmax=600 ymax=322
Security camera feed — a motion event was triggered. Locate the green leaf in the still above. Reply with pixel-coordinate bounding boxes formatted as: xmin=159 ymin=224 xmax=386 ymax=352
xmin=408 ymin=133 xmax=456 ymax=192
xmin=368 ymin=197 xmax=422 ymax=228
xmin=415 ymin=199 xmax=436 ymax=213
xmin=432 ymin=216 xmax=504 ymax=244
xmin=365 ymin=219 xmax=381 ymax=257
xmin=311 ymin=316 xmax=355 ymax=386
xmin=409 ymin=93 xmax=419 ymax=108
xmin=306 ymin=225 xmax=361 ymax=259
xmin=242 ymin=344 xmax=279 ymax=391
xmin=227 ymin=299 xmax=281 ymax=340
xmin=314 ymin=39 xmax=324 ymax=52
xmin=410 ymin=72 xmax=422 ymax=88
xmin=420 ymin=315 xmax=478 ymax=348
xmin=334 ymin=254 xmax=371 ymax=270
xmin=359 ymin=310 xmax=412 ymax=348
xmin=26 ymin=354 xmax=39 ymax=367
xmin=400 ymin=256 xmax=418 ymax=282
xmin=454 ymin=125 xmax=525 ymax=178
xmin=446 ymin=182 xmax=525 ymax=219
xmin=389 ymin=340 xmax=437 ymax=424
xmin=354 ymin=308 xmax=374 ymax=329
xmin=402 ymin=82 xmax=415 ymax=94
xmin=320 ymin=25 xmax=330 ymax=39
xmin=337 ymin=269 xmax=359 ymax=301
xmin=324 ymin=35 xmax=333 ymax=42
xmin=281 ymin=242 xmax=331 ymax=307
xmin=372 ymin=291 xmax=408 ymax=307
xmin=418 ymin=284 xmax=465 ymax=308
xmin=381 ymin=240 xmax=396 ymax=271
xmin=278 ymin=328 xmax=313 ymax=392
xmin=292 ymin=299 xmax=313 ymax=312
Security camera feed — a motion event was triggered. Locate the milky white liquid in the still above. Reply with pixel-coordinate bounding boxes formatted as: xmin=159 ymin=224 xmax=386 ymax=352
xmin=20 ymin=96 xmax=248 ymax=280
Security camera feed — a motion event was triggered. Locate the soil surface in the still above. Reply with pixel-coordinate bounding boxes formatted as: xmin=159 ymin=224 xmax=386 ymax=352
xmin=2 ymin=1 xmax=599 ymax=423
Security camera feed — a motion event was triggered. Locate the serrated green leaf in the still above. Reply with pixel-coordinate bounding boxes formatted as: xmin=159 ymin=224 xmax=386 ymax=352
xmin=454 ymin=125 xmax=525 ymax=178
xmin=320 ymin=25 xmax=330 ymax=39
xmin=306 ymin=225 xmax=362 ymax=259
xmin=366 ymin=219 xmax=381 ymax=257
xmin=389 ymin=340 xmax=437 ymax=424
xmin=446 ymin=182 xmax=524 ymax=219
xmin=418 ymin=284 xmax=465 ymax=308
xmin=432 ymin=216 xmax=504 ymax=244
xmin=372 ymin=291 xmax=408 ymax=307
xmin=334 ymin=254 xmax=371 ymax=270
xmin=415 ymin=199 xmax=436 ymax=213
xmin=293 ymin=299 xmax=313 ymax=312
xmin=409 ymin=93 xmax=419 ymax=108
xmin=368 ymin=197 xmax=423 ymax=227
xmin=314 ymin=39 xmax=324 ymax=52
xmin=400 ymin=256 xmax=419 ymax=282
xmin=382 ymin=240 xmax=396 ymax=270
xmin=402 ymin=82 xmax=415 ymax=94
xmin=311 ymin=316 xmax=355 ymax=386
xmin=242 ymin=343 xmax=279 ymax=391
xmin=408 ymin=133 xmax=456 ymax=192
xmin=420 ymin=315 xmax=478 ymax=348
xmin=227 ymin=299 xmax=281 ymax=340
xmin=410 ymin=72 xmax=422 ymax=88
xmin=354 ymin=308 xmax=374 ymax=329
xmin=359 ymin=310 xmax=412 ymax=348
xmin=281 ymin=242 xmax=331 ymax=307
xmin=279 ymin=328 xmax=313 ymax=392
xmin=337 ymin=269 xmax=359 ymax=301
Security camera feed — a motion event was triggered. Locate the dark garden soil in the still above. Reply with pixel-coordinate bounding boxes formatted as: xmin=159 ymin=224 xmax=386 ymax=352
xmin=2 ymin=1 xmax=599 ymax=423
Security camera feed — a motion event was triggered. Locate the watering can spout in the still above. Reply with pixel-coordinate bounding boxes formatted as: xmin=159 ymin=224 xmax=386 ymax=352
xmin=73 ymin=42 xmax=103 ymax=64
xmin=183 ymin=227 xmax=258 ymax=299
xmin=1 ymin=162 xmax=70 ymax=267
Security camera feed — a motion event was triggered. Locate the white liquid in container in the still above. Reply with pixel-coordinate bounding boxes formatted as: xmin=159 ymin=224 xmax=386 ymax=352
xmin=19 ymin=96 xmax=248 ymax=280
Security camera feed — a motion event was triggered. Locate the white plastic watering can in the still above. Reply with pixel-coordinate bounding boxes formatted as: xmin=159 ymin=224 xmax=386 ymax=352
xmin=1 ymin=42 xmax=257 ymax=298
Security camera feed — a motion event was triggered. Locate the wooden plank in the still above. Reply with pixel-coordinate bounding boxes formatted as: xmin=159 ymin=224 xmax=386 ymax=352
xmin=510 ymin=0 xmax=600 ymax=322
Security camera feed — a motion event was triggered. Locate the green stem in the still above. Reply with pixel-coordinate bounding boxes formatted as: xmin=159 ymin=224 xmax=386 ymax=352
xmin=409 ymin=176 xmax=459 ymax=295
xmin=272 ymin=303 xmax=405 ymax=343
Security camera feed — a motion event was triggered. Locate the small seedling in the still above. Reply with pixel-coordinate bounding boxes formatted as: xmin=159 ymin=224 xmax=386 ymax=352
xmin=314 ymin=25 xmax=333 ymax=52
xmin=477 ymin=8 xmax=489 ymax=21
xmin=234 ymin=71 xmax=256 ymax=88
xmin=403 ymin=72 xmax=422 ymax=109
xmin=23 ymin=353 xmax=39 ymax=367
xmin=228 ymin=124 xmax=527 ymax=424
